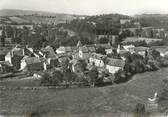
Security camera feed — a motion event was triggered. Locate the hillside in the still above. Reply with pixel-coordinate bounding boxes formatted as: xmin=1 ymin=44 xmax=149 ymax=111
xmin=1 ymin=67 xmax=168 ymax=116
xmin=134 ymin=14 xmax=168 ymax=30
xmin=0 ymin=9 xmax=86 ymax=24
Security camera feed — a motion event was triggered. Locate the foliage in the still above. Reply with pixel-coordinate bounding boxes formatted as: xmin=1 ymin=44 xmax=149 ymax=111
xmin=122 ymin=40 xmax=148 ymax=47
xmin=40 ymin=70 xmax=64 ymax=86
xmin=114 ymin=69 xmax=127 ymax=84
xmin=158 ymin=79 xmax=168 ymax=111
xmin=149 ymin=41 xmax=164 ymax=46
xmin=98 ymin=37 xmax=109 ymax=44
xmin=133 ymin=103 xmax=146 ymax=117
xmin=156 ymin=57 xmax=168 ymax=67
xmin=96 ymin=46 xmax=106 ymax=55
xmin=87 ymin=66 xmax=99 ymax=86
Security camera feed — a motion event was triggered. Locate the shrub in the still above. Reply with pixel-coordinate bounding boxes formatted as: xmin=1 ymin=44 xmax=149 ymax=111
xmin=40 ymin=70 xmax=63 ymax=86
xmin=157 ymin=57 xmax=168 ymax=67
xmin=114 ymin=69 xmax=128 ymax=84
xmin=158 ymin=79 xmax=168 ymax=111
xmin=133 ymin=103 xmax=146 ymax=117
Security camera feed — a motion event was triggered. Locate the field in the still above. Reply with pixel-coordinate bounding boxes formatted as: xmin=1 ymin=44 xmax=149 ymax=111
xmin=1 ymin=68 xmax=168 ymax=116
xmin=123 ymin=37 xmax=163 ymax=44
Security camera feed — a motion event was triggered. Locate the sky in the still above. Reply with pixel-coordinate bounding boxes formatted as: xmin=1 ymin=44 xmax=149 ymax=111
xmin=0 ymin=0 xmax=168 ymax=15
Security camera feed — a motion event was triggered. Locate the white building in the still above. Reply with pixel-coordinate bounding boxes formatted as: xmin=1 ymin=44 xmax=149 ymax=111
xmin=56 ymin=46 xmax=72 ymax=54
xmin=123 ymin=45 xmax=135 ymax=54
xmin=106 ymin=58 xmax=125 ymax=74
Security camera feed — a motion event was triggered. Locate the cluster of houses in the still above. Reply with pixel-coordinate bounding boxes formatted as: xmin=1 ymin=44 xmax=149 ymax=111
xmin=0 ymin=39 xmax=153 ymax=78
xmin=125 ymin=27 xmax=168 ymax=39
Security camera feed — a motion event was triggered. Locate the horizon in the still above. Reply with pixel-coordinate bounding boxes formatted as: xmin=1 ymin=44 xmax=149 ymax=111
xmin=0 ymin=0 xmax=168 ymax=16
xmin=1 ymin=8 xmax=168 ymax=16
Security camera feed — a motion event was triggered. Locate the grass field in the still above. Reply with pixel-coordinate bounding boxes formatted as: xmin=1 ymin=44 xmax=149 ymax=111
xmin=1 ymin=68 xmax=168 ymax=116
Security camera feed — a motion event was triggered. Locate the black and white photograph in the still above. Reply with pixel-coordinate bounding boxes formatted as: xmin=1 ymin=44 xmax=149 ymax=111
xmin=1 ymin=0 xmax=168 ymax=116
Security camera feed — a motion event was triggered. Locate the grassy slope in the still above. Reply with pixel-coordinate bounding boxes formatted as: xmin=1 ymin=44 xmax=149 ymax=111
xmin=1 ymin=68 xmax=168 ymax=116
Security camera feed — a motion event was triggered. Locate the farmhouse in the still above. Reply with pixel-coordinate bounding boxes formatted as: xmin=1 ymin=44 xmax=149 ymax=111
xmin=79 ymin=46 xmax=90 ymax=59
xmin=95 ymin=43 xmax=113 ymax=54
xmin=152 ymin=46 xmax=168 ymax=57
xmin=41 ymin=46 xmax=57 ymax=58
xmin=70 ymin=59 xmax=85 ymax=73
xmin=119 ymin=50 xmax=130 ymax=61
xmin=20 ymin=57 xmax=44 ymax=71
xmin=135 ymin=46 xmax=149 ymax=58
xmin=89 ymin=53 xmax=106 ymax=67
xmin=106 ymin=58 xmax=125 ymax=74
xmin=5 ymin=46 xmax=25 ymax=70
xmin=120 ymin=19 xmax=131 ymax=25
xmin=123 ymin=45 xmax=135 ymax=54
xmin=56 ymin=46 xmax=72 ymax=54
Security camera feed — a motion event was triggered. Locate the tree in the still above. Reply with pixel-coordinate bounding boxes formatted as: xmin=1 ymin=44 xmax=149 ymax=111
xmin=87 ymin=65 xmax=99 ymax=87
xmin=1 ymin=30 xmax=6 ymax=46
xmin=134 ymin=103 xmax=146 ymax=117
xmin=52 ymin=70 xmax=64 ymax=83
xmin=96 ymin=46 xmax=106 ymax=55
xmin=41 ymin=70 xmax=64 ymax=86
xmin=98 ymin=37 xmax=109 ymax=44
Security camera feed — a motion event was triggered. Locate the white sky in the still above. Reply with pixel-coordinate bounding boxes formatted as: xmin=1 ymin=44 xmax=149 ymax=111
xmin=0 ymin=0 xmax=168 ymax=15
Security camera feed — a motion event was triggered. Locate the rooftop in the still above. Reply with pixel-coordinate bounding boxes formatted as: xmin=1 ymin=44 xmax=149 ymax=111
xmin=90 ymin=53 xmax=107 ymax=60
xmin=24 ymin=57 xmax=41 ymax=65
xmin=106 ymin=58 xmax=125 ymax=67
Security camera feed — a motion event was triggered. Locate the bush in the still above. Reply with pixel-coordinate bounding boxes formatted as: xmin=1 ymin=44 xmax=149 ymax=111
xmin=133 ymin=103 xmax=146 ymax=117
xmin=40 ymin=70 xmax=63 ymax=86
xmin=114 ymin=69 xmax=128 ymax=84
xmin=157 ymin=57 xmax=168 ymax=67
xmin=158 ymin=79 xmax=168 ymax=112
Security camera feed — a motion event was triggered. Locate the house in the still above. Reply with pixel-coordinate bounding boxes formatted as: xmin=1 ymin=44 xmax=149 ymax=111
xmin=95 ymin=43 xmax=112 ymax=54
xmin=70 ymin=59 xmax=84 ymax=73
xmin=71 ymin=46 xmax=78 ymax=52
xmin=79 ymin=46 xmax=90 ymax=59
xmin=135 ymin=46 xmax=149 ymax=58
xmin=120 ymin=19 xmax=131 ymax=25
xmin=89 ymin=53 xmax=106 ymax=67
xmin=20 ymin=57 xmax=44 ymax=71
xmin=106 ymin=58 xmax=125 ymax=74
xmin=152 ymin=46 xmax=168 ymax=57
xmin=78 ymin=45 xmax=96 ymax=60
xmin=72 ymin=50 xmax=81 ymax=60
xmin=41 ymin=46 xmax=57 ymax=58
xmin=87 ymin=46 xmax=96 ymax=53
xmin=56 ymin=46 xmax=72 ymax=54
xmin=46 ymin=57 xmax=59 ymax=69
xmin=123 ymin=45 xmax=135 ymax=54
xmin=77 ymin=40 xmax=82 ymax=47
xmin=119 ymin=50 xmax=130 ymax=61
xmin=5 ymin=46 xmax=25 ymax=70
xmin=57 ymin=53 xmax=70 ymax=65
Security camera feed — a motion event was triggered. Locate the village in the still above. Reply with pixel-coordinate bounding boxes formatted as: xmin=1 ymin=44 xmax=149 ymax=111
xmin=2 ymin=2 xmax=168 ymax=116
xmin=1 ymin=17 xmax=168 ymax=88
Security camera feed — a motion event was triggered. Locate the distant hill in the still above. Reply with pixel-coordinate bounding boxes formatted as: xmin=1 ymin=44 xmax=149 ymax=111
xmin=134 ymin=14 xmax=168 ymax=18
xmin=134 ymin=14 xmax=168 ymax=30
xmin=0 ymin=9 xmax=87 ymax=25
xmin=0 ymin=9 xmax=84 ymax=17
